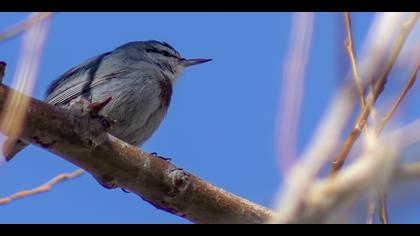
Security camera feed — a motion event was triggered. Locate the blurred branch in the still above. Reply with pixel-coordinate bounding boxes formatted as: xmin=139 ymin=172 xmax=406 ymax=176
xmin=378 ymin=190 xmax=388 ymax=224
xmin=0 ymin=15 xmax=51 ymax=160
xmin=379 ymin=61 xmax=420 ymax=133
xmin=0 ymin=83 xmax=272 ymax=224
xmin=0 ymin=12 xmax=54 ymax=42
xmin=329 ymin=13 xmax=420 ymax=175
xmin=376 ymin=58 xmax=420 ymax=224
xmin=270 ymin=130 xmax=399 ymax=223
xmin=276 ymin=12 xmax=314 ymax=172
xmin=343 ymin=12 xmax=386 ymax=223
xmin=394 ymin=162 xmax=420 ymax=181
xmin=0 ymin=169 xmax=84 ymax=205
xmin=366 ymin=194 xmax=376 ymax=224
xmin=343 ymin=12 xmax=365 ymax=108
xmin=269 ymin=113 xmax=420 ymax=223
xmin=270 ymin=84 xmax=357 ymax=223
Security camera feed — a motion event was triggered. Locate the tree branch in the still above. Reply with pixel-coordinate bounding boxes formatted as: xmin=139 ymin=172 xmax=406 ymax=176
xmin=0 ymin=169 xmax=84 ymax=205
xmin=0 ymin=84 xmax=272 ymax=224
xmin=343 ymin=12 xmax=365 ymax=108
xmin=329 ymin=13 xmax=420 ymax=175
xmin=375 ymin=59 xmax=420 ymax=224
xmin=0 ymin=12 xmax=54 ymax=42
xmin=379 ymin=61 xmax=420 ymax=133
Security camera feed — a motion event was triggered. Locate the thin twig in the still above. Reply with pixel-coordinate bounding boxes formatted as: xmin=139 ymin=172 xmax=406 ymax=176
xmin=276 ymin=12 xmax=314 ymax=173
xmin=333 ymin=13 xmax=419 ymax=223
xmin=394 ymin=161 xmax=420 ymax=181
xmin=378 ymin=190 xmax=388 ymax=224
xmin=366 ymin=193 xmax=376 ymax=224
xmin=0 ymin=12 xmax=54 ymax=42
xmin=344 ymin=12 xmax=365 ymax=108
xmin=270 ymin=129 xmax=399 ymax=224
xmin=329 ymin=13 xmax=420 ymax=175
xmin=0 ymin=15 xmax=51 ymax=160
xmin=375 ymin=58 xmax=420 ymax=224
xmin=379 ymin=61 xmax=420 ymax=133
xmin=343 ymin=13 xmax=381 ymax=223
xmin=270 ymin=84 xmax=357 ymax=223
xmin=0 ymin=169 xmax=84 ymax=205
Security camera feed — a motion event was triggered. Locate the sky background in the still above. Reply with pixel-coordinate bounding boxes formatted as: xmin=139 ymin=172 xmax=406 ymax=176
xmin=0 ymin=12 xmax=419 ymax=224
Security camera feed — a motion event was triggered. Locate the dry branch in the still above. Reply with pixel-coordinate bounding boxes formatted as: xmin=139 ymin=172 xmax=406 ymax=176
xmin=379 ymin=61 xmax=420 ymax=133
xmin=0 ymin=12 xmax=54 ymax=42
xmin=0 ymin=19 xmax=51 ymax=161
xmin=329 ymin=13 xmax=420 ymax=175
xmin=0 ymin=84 xmax=272 ymax=224
xmin=0 ymin=169 xmax=84 ymax=205
xmin=276 ymin=12 xmax=314 ymax=171
xmin=375 ymin=60 xmax=420 ymax=223
xmin=343 ymin=12 xmax=365 ymax=108
xmin=270 ymin=130 xmax=399 ymax=224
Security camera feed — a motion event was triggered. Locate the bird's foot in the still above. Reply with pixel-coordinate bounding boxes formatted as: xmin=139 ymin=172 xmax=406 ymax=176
xmin=66 ymin=97 xmax=114 ymax=148
xmin=121 ymin=188 xmax=131 ymax=193
xmin=150 ymin=152 xmax=172 ymax=161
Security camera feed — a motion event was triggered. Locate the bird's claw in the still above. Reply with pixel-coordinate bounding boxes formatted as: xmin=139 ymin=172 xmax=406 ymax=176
xmin=150 ymin=152 xmax=172 ymax=161
xmin=121 ymin=188 xmax=131 ymax=193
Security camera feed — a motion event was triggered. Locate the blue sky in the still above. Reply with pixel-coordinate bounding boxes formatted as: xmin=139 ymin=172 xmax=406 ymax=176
xmin=0 ymin=12 xmax=419 ymax=224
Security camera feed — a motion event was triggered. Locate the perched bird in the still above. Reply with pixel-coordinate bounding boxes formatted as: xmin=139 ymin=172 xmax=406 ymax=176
xmin=3 ymin=40 xmax=211 ymax=161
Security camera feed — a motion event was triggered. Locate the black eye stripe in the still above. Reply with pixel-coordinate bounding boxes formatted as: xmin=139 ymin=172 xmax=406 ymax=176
xmin=146 ymin=47 xmax=178 ymax=58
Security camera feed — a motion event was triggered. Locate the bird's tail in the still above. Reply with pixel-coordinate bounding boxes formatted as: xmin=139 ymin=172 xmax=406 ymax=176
xmin=3 ymin=138 xmax=28 ymax=161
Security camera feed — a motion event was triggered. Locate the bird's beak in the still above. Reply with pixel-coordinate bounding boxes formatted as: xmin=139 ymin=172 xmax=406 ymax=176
xmin=181 ymin=58 xmax=212 ymax=67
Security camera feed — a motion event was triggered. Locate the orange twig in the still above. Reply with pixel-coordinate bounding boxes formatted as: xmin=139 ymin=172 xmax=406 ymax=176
xmin=376 ymin=60 xmax=420 ymax=224
xmin=0 ymin=169 xmax=84 ymax=205
xmin=379 ymin=61 xmax=420 ymax=133
xmin=0 ymin=12 xmax=54 ymax=42
xmin=329 ymin=13 xmax=420 ymax=175
xmin=344 ymin=12 xmax=365 ymax=108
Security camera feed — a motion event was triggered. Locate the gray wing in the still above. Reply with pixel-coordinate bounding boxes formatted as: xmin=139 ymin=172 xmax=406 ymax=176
xmin=45 ymin=51 xmax=115 ymax=105
xmin=5 ymin=52 xmax=117 ymax=161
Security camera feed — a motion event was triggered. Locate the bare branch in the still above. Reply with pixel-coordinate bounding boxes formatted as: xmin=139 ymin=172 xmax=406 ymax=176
xmin=270 ymin=130 xmax=399 ymax=224
xmin=343 ymin=12 xmax=365 ymax=108
xmin=375 ymin=59 xmax=420 ymax=224
xmin=276 ymin=13 xmax=314 ymax=171
xmin=378 ymin=190 xmax=388 ymax=224
xmin=393 ymin=161 xmax=420 ymax=181
xmin=329 ymin=13 xmax=420 ymax=175
xmin=379 ymin=61 xmax=420 ymax=133
xmin=366 ymin=193 xmax=376 ymax=224
xmin=269 ymin=84 xmax=357 ymax=223
xmin=269 ymin=113 xmax=420 ymax=224
xmin=0 ymin=12 xmax=54 ymax=42
xmin=0 ymin=16 xmax=51 ymax=159
xmin=0 ymin=169 xmax=84 ymax=205
xmin=0 ymin=84 xmax=273 ymax=224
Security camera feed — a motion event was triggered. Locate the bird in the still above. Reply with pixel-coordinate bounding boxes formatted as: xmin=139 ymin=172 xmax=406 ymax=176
xmin=3 ymin=40 xmax=211 ymax=161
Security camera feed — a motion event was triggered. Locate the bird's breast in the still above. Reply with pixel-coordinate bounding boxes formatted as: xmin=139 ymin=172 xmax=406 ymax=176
xmin=95 ymin=74 xmax=172 ymax=146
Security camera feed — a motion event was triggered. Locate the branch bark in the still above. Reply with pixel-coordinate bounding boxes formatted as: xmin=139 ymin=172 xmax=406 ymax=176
xmin=0 ymin=84 xmax=272 ymax=224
